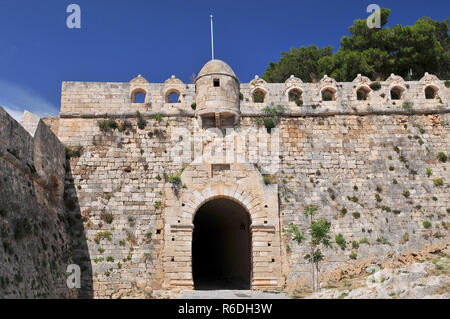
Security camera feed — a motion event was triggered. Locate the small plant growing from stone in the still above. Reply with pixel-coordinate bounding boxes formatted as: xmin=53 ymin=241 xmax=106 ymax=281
xmin=153 ymin=113 xmax=163 ymax=122
xmin=335 ymin=234 xmax=347 ymax=250
xmin=349 ymin=252 xmax=357 ymax=260
xmin=104 ymin=193 xmax=111 ymax=200
xmin=65 ymin=146 xmax=83 ymax=160
xmin=100 ymin=209 xmax=114 ymax=224
xmin=118 ymin=119 xmax=132 ymax=132
xmin=426 ymin=168 xmax=432 ymax=177
xmin=351 ymin=240 xmax=359 ymax=249
xmin=94 ymin=231 xmax=112 ymax=244
xmin=433 ymin=178 xmax=444 ymax=187
xmin=338 ymin=292 xmax=349 ymax=299
xmin=168 ymin=174 xmax=183 ymax=196
xmin=154 ymin=200 xmax=162 ymax=209
xmin=402 ymin=190 xmax=410 ymax=198
xmin=389 ymin=166 xmax=395 ymax=171
xmin=191 ymin=102 xmax=196 ymax=110
xmin=376 ymin=237 xmax=391 ymax=245
xmin=263 ymin=175 xmax=276 ymax=185
xmin=402 ymin=232 xmax=409 ymax=243
xmin=257 ymin=105 xmax=286 ymax=133
xmin=98 ymin=118 xmax=119 ymax=132
xmin=423 ymin=221 xmax=432 ymax=229
xmin=402 ymin=101 xmax=414 ymax=113
xmin=106 ymin=256 xmax=114 ymax=262
xmin=352 ymin=212 xmax=360 ymax=219
xmin=437 ymin=152 xmax=448 ymax=163
xmin=136 ymin=111 xmax=147 ymax=129
xmin=445 ymin=80 xmax=450 ymax=88
xmin=370 ymin=82 xmax=381 ymax=91
xmin=128 ymin=217 xmax=135 ymax=228
xmin=359 ymin=237 xmax=370 ymax=244
xmin=340 ymin=208 xmax=347 ymax=217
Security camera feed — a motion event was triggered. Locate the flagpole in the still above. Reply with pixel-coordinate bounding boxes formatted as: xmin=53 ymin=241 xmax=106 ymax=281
xmin=210 ymin=14 xmax=215 ymax=60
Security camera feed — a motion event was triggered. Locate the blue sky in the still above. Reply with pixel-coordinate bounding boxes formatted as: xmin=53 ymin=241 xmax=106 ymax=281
xmin=0 ymin=0 xmax=448 ymax=120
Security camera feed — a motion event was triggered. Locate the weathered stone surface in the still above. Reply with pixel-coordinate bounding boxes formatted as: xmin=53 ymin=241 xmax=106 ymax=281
xmin=1 ymin=61 xmax=449 ymax=299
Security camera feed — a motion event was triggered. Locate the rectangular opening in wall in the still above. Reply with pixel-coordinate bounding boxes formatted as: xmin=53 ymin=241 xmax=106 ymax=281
xmin=213 ymin=79 xmax=220 ymax=87
xmin=211 ymin=164 xmax=231 ymax=177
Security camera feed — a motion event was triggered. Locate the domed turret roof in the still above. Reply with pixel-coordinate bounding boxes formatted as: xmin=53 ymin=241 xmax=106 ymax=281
xmin=197 ymin=59 xmax=237 ymax=80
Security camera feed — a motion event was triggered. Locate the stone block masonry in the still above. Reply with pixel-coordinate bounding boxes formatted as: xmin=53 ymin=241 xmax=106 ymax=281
xmin=1 ymin=59 xmax=449 ymax=298
xmin=0 ymin=107 xmax=80 ymax=298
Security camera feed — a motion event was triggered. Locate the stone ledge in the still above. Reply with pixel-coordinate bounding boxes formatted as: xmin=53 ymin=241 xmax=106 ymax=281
xmin=59 ymin=106 xmax=449 ymax=119
xmin=251 ymin=224 xmax=276 ymax=232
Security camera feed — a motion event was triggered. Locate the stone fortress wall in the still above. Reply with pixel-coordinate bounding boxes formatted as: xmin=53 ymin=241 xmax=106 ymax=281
xmin=0 ymin=59 xmax=449 ymax=298
xmin=0 ymin=108 xmax=81 ymax=298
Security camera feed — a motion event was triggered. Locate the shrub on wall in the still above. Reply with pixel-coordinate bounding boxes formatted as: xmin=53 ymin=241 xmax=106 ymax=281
xmin=65 ymin=146 xmax=83 ymax=160
xmin=433 ymin=178 xmax=444 ymax=187
xmin=402 ymin=101 xmax=414 ymax=113
xmin=254 ymin=105 xmax=286 ymax=133
xmin=423 ymin=221 xmax=432 ymax=229
xmin=370 ymin=82 xmax=381 ymax=91
xmin=136 ymin=111 xmax=147 ymax=129
xmin=98 ymin=118 xmax=119 ymax=132
xmin=437 ymin=152 xmax=448 ymax=163
xmin=335 ymin=234 xmax=347 ymax=250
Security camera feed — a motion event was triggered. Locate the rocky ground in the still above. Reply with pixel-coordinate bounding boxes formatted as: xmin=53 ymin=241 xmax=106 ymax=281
xmin=151 ymin=249 xmax=450 ymax=299
xmin=304 ymin=251 xmax=449 ymax=299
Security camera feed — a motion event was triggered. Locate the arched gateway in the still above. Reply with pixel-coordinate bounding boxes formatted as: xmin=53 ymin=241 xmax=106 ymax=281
xmin=161 ymin=163 xmax=284 ymax=291
xmin=192 ymin=197 xmax=251 ymax=290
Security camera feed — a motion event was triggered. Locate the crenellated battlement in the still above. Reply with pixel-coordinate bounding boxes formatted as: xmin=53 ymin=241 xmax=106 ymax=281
xmin=60 ymin=66 xmax=449 ymax=118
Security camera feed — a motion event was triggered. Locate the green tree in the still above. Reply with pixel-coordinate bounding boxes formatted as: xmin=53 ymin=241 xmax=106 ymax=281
xmin=283 ymin=205 xmax=332 ymax=292
xmin=263 ymin=46 xmax=333 ymax=83
xmin=264 ymin=8 xmax=450 ymax=82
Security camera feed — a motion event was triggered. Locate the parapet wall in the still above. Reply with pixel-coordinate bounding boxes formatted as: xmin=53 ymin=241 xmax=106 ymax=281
xmin=0 ymin=106 xmax=78 ymax=298
xmin=60 ymin=73 xmax=449 ymax=118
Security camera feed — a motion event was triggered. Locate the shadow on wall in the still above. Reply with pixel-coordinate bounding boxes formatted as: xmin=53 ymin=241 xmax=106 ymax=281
xmin=64 ymin=163 xmax=94 ymax=299
xmin=0 ymin=106 xmax=93 ymax=299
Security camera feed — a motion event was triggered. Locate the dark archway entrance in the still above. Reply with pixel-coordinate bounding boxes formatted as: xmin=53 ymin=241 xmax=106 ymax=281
xmin=192 ymin=198 xmax=251 ymax=290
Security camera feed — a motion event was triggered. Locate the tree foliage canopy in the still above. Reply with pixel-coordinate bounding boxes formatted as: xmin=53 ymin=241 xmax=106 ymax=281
xmin=263 ymin=8 xmax=449 ymax=82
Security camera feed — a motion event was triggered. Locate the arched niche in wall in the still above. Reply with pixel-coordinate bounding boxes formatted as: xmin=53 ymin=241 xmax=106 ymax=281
xmin=250 ymin=76 xmax=268 ymax=104
xmin=129 ymin=74 xmax=150 ymax=104
xmin=319 ymin=75 xmax=337 ymax=102
xmin=131 ymin=88 xmax=147 ymax=103
xmin=385 ymin=74 xmax=406 ymax=100
xmin=284 ymin=75 xmax=303 ymax=106
xmin=164 ymin=75 xmax=185 ymax=104
xmin=420 ymin=73 xmax=441 ymax=100
xmin=424 ymin=85 xmax=439 ymax=99
xmin=352 ymin=74 xmax=372 ymax=101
